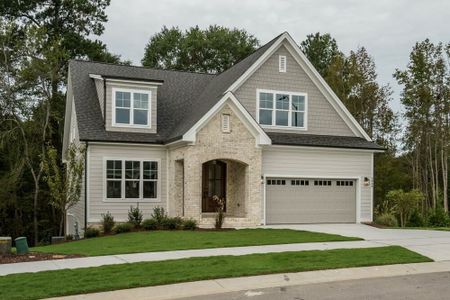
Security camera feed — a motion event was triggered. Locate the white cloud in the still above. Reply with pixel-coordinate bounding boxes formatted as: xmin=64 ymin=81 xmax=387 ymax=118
xmin=99 ymin=0 xmax=450 ymax=113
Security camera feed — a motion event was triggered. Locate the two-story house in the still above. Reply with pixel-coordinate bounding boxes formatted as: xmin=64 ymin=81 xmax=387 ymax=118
xmin=63 ymin=32 xmax=383 ymax=234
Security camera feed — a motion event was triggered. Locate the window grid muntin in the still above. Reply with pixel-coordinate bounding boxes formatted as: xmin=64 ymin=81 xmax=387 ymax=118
xmin=105 ymin=159 xmax=159 ymax=200
xmin=258 ymin=91 xmax=307 ymax=128
xmin=114 ymin=89 xmax=150 ymax=126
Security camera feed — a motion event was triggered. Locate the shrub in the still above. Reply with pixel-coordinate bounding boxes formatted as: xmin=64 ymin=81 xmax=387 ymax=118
xmin=65 ymin=234 xmax=74 ymax=241
xmin=162 ymin=216 xmax=183 ymax=230
xmin=151 ymin=207 xmax=167 ymax=226
xmin=407 ymin=209 xmax=426 ymax=227
xmin=142 ymin=218 xmax=158 ymax=230
xmin=182 ymin=218 xmax=198 ymax=230
xmin=101 ymin=211 xmax=115 ymax=234
xmin=113 ymin=222 xmax=133 ymax=234
xmin=386 ymin=189 xmax=424 ymax=227
xmin=84 ymin=226 xmax=100 ymax=238
xmin=128 ymin=205 xmax=143 ymax=228
xmin=213 ymin=195 xmax=225 ymax=229
xmin=375 ymin=212 xmax=398 ymax=227
xmin=428 ymin=208 xmax=450 ymax=227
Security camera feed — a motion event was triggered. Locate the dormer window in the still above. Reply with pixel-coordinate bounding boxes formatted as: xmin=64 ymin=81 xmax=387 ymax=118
xmin=112 ymin=88 xmax=151 ymax=127
xmin=257 ymin=89 xmax=307 ymax=129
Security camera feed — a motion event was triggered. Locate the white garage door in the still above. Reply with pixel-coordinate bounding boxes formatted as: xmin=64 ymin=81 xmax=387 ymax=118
xmin=266 ymin=178 xmax=357 ymax=224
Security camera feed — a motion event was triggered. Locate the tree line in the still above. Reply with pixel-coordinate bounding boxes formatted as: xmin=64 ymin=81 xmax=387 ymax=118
xmin=0 ymin=1 xmax=449 ymax=244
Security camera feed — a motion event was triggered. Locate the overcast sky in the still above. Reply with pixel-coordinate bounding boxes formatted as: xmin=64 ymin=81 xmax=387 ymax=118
xmin=99 ymin=0 xmax=450 ymax=114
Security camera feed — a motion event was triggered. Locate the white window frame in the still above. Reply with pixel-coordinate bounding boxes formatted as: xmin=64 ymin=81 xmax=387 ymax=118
xmin=256 ymin=89 xmax=308 ymax=130
xmin=112 ymin=87 xmax=151 ymax=128
xmin=103 ymin=157 xmax=161 ymax=202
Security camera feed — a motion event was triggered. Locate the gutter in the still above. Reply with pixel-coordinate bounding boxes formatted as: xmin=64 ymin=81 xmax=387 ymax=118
xmin=103 ymin=78 xmax=106 ymax=128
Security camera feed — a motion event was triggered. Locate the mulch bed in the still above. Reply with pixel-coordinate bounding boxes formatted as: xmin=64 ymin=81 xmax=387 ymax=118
xmin=0 ymin=252 xmax=83 ymax=264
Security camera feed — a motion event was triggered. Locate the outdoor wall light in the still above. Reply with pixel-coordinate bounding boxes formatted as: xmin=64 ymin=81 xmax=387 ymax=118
xmin=363 ymin=177 xmax=371 ymax=186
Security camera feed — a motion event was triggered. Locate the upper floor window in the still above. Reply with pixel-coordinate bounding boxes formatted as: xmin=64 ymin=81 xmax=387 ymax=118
xmin=113 ymin=88 xmax=151 ymax=127
xmin=257 ymin=90 xmax=307 ymax=129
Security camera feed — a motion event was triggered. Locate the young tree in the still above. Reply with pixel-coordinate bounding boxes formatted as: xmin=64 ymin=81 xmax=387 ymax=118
xmin=43 ymin=144 xmax=85 ymax=236
xmin=141 ymin=25 xmax=259 ymax=73
xmin=386 ymin=189 xmax=424 ymax=227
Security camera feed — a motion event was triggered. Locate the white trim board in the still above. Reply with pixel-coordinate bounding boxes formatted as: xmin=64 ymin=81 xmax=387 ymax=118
xmin=226 ymin=32 xmax=371 ymax=141
xmin=182 ymin=91 xmax=272 ymax=146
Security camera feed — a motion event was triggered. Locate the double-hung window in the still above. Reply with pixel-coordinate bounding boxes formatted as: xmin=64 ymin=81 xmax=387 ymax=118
xmin=257 ymin=90 xmax=307 ymax=128
xmin=113 ymin=89 xmax=150 ymax=127
xmin=105 ymin=159 xmax=159 ymax=200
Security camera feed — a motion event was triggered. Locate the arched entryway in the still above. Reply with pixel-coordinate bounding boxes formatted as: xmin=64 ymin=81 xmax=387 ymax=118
xmin=201 ymin=159 xmax=248 ymax=217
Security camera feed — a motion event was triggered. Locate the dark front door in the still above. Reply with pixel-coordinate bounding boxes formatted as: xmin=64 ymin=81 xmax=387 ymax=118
xmin=202 ymin=160 xmax=226 ymax=212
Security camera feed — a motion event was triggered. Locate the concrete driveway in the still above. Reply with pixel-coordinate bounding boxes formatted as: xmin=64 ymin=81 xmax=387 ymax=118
xmin=266 ymin=224 xmax=450 ymax=261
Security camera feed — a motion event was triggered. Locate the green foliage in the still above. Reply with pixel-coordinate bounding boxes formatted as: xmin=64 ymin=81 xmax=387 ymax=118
xmin=182 ymin=219 xmax=198 ymax=230
xmin=113 ymin=223 xmax=133 ymax=234
xmin=300 ymin=32 xmax=341 ymax=78
xmin=407 ymin=209 xmax=426 ymax=227
xmin=428 ymin=208 xmax=450 ymax=227
xmin=127 ymin=206 xmax=143 ymax=228
xmin=142 ymin=218 xmax=158 ymax=230
xmin=387 ymin=189 xmax=424 ymax=227
xmin=84 ymin=227 xmax=100 ymax=239
xmin=213 ymin=195 xmax=225 ymax=229
xmin=43 ymin=143 xmax=85 ymax=236
xmin=151 ymin=207 xmax=167 ymax=227
xmin=161 ymin=217 xmax=183 ymax=230
xmin=375 ymin=212 xmax=398 ymax=227
xmin=101 ymin=212 xmax=115 ymax=234
xmin=141 ymin=25 xmax=259 ymax=73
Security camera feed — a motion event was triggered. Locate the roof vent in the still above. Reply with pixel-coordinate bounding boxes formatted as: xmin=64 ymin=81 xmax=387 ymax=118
xmin=279 ymin=55 xmax=287 ymax=73
xmin=222 ymin=114 xmax=231 ymax=133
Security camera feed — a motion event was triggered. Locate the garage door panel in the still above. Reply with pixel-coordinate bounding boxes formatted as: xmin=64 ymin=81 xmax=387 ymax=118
xmin=266 ymin=178 xmax=356 ymax=224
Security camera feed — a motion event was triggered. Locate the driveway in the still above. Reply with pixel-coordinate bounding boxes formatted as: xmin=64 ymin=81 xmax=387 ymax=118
xmin=265 ymin=224 xmax=450 ymax=261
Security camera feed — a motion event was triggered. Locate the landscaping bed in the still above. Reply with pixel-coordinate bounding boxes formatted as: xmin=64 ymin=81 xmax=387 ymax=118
xmin=0 ymin=252 xmax=83 ymax=264
xmin=0 ymin=246 xmax=431 ymax=300
xmin=32 ymin=229 xmax=362 ymax=256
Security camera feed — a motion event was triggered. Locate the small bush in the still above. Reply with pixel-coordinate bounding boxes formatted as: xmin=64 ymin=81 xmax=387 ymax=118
xmin=142 ymin=218 xmax=158 ymax=230
xmin=428 ymin=208 xmax=450 ymax=227
xmin=65 ymin=234 xmax=74 ymax=241
xmin=113 ymin=222 xmax=133 ymax=234
xmin=182 ymin=218 xmax=198 ymax=230
xmin=375 ymin=212 xmax=398 ymax=227
xmin=407 ymin=209 xmax=426 ymax=227
xmin=84 ymin=226 xmax=100 ymax=238
xmin=101 ymin=211 xmax=115 ymax=234
xmin=128 ymin=205 xmax=143 ymax=228
xmin=151 ymin=207 xmax=167 ymax=226
xmin=162 ymin=217 xmax=183 ymax=230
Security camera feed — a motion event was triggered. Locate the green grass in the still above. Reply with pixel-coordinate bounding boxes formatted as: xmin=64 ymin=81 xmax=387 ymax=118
xmin=32 ymin=229 xmax=361 ymax=256
xmin=0 ymin=246 xmax=431 ymax=300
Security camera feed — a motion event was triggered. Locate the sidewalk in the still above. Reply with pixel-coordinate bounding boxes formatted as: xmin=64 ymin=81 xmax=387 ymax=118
xmin=46 ymin=261 xmax=450 ymax=300
xmin=0 ymin=240 xmax=381 ymax=276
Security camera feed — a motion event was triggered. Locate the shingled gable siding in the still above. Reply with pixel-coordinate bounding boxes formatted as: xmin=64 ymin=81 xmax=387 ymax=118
xmin=104 ymin=81 xmax=158 ymax=134
xmin=262 ymin=147 xmax=373 ymax=222
xmin=235 ymin=43 xmax=355 ymax=136
xmin=87 ymin=144 xmax=167 ymax=222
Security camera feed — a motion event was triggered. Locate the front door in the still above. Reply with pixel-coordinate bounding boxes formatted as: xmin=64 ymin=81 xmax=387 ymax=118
xmin=202 ymin=160 xmax=226 ymax=212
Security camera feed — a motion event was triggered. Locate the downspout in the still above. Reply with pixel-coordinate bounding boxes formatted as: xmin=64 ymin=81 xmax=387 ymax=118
xmin=84 ymin=141 xmax=89 ymax=230
xmin=103 ymin=78 xmax=107 ymax=127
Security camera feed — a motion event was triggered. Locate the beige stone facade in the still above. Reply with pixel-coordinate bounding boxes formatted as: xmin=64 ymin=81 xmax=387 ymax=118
xmin=168 ymin=103 xmax=263 ymax=227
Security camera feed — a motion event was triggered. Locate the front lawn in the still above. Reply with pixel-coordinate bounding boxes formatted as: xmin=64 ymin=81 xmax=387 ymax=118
xmin=0 ymin=246 xmax=431 ymax=300
xmin=32 ymin=229 xmax=361 ymax=256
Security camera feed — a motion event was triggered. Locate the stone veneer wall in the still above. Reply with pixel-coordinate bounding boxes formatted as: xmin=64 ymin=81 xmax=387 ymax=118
xmin=168 ymin=103 xmax=263 ymax=227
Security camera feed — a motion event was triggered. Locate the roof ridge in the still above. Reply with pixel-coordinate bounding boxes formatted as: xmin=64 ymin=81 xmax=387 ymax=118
xmin=69 ymin=59 xmax=217 ymax=76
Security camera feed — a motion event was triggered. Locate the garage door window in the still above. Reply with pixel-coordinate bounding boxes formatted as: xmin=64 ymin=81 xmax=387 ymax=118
xmin=267 ymin=179 xmax=285 ymax=185
xmin=337 ymin=180 xmax=353 ymax=186
xmin=314 ymin=180 xmax=332 ymax=186
xmin=291 ymin=180 xmax=309 ymax=186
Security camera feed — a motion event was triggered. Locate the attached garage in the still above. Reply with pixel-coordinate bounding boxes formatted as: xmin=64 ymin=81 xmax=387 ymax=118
xmin=265 ymin=177 xmax=357 ymax=224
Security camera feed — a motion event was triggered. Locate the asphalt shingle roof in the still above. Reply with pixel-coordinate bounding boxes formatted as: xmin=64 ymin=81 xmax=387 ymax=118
xmin=69 ymin=33 xmax=382 ymax=151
